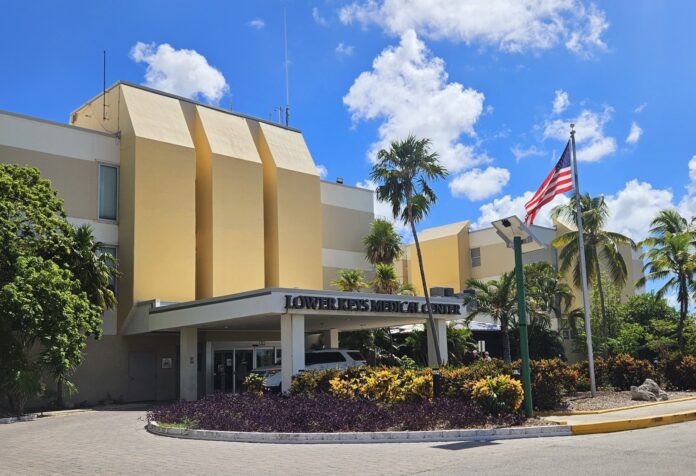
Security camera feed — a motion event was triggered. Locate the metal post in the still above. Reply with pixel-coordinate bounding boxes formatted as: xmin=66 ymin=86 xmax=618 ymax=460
xmin=570 ymin=125 xmax=597 ymax=397
xmin=513 ymin=236 xmax=534 ymax=417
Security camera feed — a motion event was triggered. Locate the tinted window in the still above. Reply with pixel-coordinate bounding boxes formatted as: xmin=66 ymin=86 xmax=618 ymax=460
xmin=98 ymin=164 xmax=118 ymax=221
xmin=305 ymin=352 xmax=346 ymax=365
xmin=348 ymin=352 xmax=365 ymax=361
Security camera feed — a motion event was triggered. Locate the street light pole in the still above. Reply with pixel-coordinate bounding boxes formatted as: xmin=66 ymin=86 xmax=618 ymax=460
xmin=513 ymin=236 xmax=534 ymax=418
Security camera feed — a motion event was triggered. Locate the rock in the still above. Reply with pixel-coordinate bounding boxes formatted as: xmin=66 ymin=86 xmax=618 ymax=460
xmin=630 ymin=379 xmax=669 ymax=401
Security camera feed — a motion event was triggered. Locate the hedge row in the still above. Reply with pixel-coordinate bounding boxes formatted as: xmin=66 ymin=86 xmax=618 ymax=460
xmin=287 ymin=354 xmax=696 ymax=411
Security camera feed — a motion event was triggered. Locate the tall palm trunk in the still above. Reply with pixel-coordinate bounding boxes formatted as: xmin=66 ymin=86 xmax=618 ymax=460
xmin=409 ymin=216 xmax=443 ymax=368
xmin=501 ymin=317 xmax=511 ymax=363
xmin=677 ymin=275 xmax=688 ymax=352
xmin=593 ymin=252 xmax=608 ymax=351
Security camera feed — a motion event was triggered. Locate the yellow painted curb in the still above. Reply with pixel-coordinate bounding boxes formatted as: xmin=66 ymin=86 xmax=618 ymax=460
xmin=539 ymin=395 xmax=696 ymax=416
xmin=570 ymin=410 xmax=696 ymax=435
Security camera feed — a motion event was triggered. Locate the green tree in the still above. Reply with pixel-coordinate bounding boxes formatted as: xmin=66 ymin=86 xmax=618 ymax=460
xmin=363 ymin=218 xmax=403 ymax=265
xmin=524 ymin=262 xmax=574 ymax=323
xmin=67 ymin=224 xmax=118 ymax=311
xmin=371 ymin=135 xmax=448 ymax=367
xmin=622 ymin=293 xmax=679 ymax=328
xmin=465 ymin=272 xmax=517 ymax=363
xmin=0 ymin=165 xmax=111 ymax=414
xmin=552 ymin=194 xmax=636 ymax=343
xmin=372 ymin=262 xmax=400 ymax=294
xmin=397 ymin=282 xmax=416 ymax=296
xmin=638 ymin=210 xmax=696 ymax=352
xmin=403 ymin=324 xmax=475 ymax=366
xmin=331 ymin=269 xmax=368 ymax=292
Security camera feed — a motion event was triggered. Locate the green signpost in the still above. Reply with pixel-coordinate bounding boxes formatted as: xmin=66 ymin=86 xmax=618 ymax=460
xmin=513 ymin=235 xmax=534 ymax=417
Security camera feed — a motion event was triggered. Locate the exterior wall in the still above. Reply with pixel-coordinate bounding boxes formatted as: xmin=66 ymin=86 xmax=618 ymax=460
xmin=251 ymin=121 xmax=323 ymax=289
xmin=190 ymin=105 xmax=265 ymax=298
xmin=407 ymin=222 xmax=470 ymax=295
xmin=320 ymin=181 xmax=375 ymax=290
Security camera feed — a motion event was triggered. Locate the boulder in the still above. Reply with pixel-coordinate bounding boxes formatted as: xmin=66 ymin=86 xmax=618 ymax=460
xmin=630 ymin=379 xmax=669 ymax=401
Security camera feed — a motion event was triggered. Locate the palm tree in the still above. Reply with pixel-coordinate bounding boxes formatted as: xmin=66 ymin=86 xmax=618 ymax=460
xmin=396 ymin=282 xmax=416 ymax=296
xmin=638 ymin=210 xmax=696 ymax=352
xmin=371 ymin=135 xmax=448 ymax=367
xmin=524 ymin=262 xmax=573 ymax=322
xmin=464 ymin=272 xmax=517 ymax=363
xmin=552 ymin=194 xmax=635 ymax=342
xmin=68 ymin=224 xmax=118 ymax=310
xmin=364 ymin=218 xmax=403 ymax=265
xmin=372 ymin=263 xmax=400 ymax=294
xmin=331 ymin=269 xmax=368 ymax=292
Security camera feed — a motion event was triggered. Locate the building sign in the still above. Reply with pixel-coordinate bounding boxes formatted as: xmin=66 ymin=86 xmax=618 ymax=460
xmin=284 ymin=294 xmax=461 ymax=315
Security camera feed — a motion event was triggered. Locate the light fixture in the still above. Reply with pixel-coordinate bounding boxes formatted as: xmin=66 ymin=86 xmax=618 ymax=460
xmin=491 ymin=215 xmax=542 ymax=252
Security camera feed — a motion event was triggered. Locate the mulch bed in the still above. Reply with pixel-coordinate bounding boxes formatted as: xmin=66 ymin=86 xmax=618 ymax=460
xmin=562 ymin=390 xmax=696 ymax=412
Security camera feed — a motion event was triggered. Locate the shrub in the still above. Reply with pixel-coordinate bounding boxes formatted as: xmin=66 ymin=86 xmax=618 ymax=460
xmin=147 ymin=393 xmax=523 ymax=432
xmin=572 ymin=357 xmax=609 ymax=389
xmin=529 ymin=358 xmax=578 ymax=410
xmin=471 ymin=375 xmax=523 ymax=415
xmin=606 ymin=354 xmax=654 ymax=390
xmin=242 ymin=373 xmax=265 ymax=396
xmin=440 ymin=359 xmax=513 ymax=400
xmin=664 ymin=355 xmax=696 ymax=390
xmin=289 ymin=369 xmax=341 ymax=396
xmin=329 ymin=367 xmax=433 ymax=403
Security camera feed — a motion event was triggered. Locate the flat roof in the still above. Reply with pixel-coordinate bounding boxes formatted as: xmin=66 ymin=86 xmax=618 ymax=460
xmin=0 ymin=108 xmax=118 ymax=138
xmin=72 ymin=80 xmax=303 ymax=134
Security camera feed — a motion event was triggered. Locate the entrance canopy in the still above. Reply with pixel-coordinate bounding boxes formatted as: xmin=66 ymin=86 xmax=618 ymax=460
xmin=122 ymin=287 xmax=474 ymax=335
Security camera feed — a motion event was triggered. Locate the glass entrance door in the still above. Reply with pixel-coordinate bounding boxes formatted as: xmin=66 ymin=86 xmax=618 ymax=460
xmin=233 ymin=349 xmax=253 ymax=393
xmin=213 ymin=351 xmax=235 ymax=393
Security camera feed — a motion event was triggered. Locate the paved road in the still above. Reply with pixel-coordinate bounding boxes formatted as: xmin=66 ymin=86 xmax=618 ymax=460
xmin=2 ymin=407 xmax=695 ymax=475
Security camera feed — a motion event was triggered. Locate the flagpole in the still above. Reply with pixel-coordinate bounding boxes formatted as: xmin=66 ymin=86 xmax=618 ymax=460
xmin=570 ymin=124 xmax=597 ymax=397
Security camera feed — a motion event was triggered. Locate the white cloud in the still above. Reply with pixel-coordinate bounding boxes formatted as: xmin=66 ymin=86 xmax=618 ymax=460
xmin=336 ymin=42 xmax=355 ymax=56
xmin=356 ymin=179 xmax=410 ymax=236
xmin=473 ymin=191 xmax=569 ymax=229
xmin=316 ymin=164 xmax=328 ymax=179
xmin=312 ymin=7 xmax=328 ymax=26
xmin=343 ymin=30 xmax=486 ymax=174
xmin=604 ymin=180 xmax=674 ymax=241
xmin=340 ymin=0 xmax=608 ymax=56
xmin=544 ymin=106 xmax=617 ymax=162
xmin=511 ymin=144 xmax=545 ymax=161
xmin=687 ymin=156 xmax=696 ymax=194
xmin=247 ymin=18 xmax=265 ymax=29
xmin=552 ymin=89 xmax=570 ymax=114
xmin=449 ymin=167 xmax=510 ymax=201
xmin=625 ymin=121 xmax=643 ymax=144
xmin=130 ymin=42 xmax=228 ymax=104
xmin=634 ymin=103 xmax=647 ymax=113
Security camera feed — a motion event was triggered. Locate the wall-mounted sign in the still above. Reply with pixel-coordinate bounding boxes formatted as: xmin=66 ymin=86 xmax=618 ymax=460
xmin=284 ymin=295 xmax=461 ymax=315
xmin=161 ymin=358 xmax=172 ymax=369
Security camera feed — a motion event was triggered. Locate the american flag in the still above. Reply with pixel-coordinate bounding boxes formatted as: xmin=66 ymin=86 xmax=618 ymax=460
xmin=524 ymin=141 xmax=574 ymax=224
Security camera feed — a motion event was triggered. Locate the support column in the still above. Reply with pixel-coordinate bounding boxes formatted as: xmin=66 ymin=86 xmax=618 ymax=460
xmin=281 ymin=314 xmax=305 ymax=393
xmin=427 ymin=319 xmax=448 ymax=367
xmin=204 ymin=341 xmax=213 ymax=395
xmin=323 ymin=328 xmax=339 ymax=349
xmin=179 ymin=327 xmax=198 ymax=401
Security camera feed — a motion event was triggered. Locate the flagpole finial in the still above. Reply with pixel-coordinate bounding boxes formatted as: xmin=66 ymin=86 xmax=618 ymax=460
xmin=570 ymin=123 xmax=576 ymax=135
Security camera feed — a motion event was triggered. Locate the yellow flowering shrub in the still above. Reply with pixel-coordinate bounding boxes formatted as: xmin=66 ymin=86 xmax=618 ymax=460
xmin=328 ymin=367 xmax=433 ymax=403
xmin=471 ymin=375 xmax=523 ymax=415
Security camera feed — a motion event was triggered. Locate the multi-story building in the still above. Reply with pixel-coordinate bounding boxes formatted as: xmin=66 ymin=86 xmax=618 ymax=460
xmin=0 ymin=82 xmax=462 ymax=403
xmin=396 ymin=219 xmax=644 ymax=357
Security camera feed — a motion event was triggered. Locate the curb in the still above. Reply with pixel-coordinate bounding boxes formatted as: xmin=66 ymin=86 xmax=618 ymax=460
xmin=539 ymin=396 xmax=696 ymax=416
xmin=146 ymin=421 xmax=571 ymax=444
xmin=567 ymin=409 xmax=696 ymax=435
xmin=0 ymin=413 xmax=38 ymax=424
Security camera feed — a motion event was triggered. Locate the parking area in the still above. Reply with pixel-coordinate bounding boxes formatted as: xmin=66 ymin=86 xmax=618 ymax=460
xmin=2 ymin=406 xmax=696 ymax=475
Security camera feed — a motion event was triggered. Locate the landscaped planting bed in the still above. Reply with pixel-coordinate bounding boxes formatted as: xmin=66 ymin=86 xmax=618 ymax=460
xmin=562 ymin=390 xmax=696 ymax=412
xmin=147 ymin=393 xmax=525 ymax=433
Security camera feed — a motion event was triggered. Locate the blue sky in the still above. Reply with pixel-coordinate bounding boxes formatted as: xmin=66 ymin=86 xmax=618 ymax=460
xmin=2 ymin=1 xmax=696 ymax=244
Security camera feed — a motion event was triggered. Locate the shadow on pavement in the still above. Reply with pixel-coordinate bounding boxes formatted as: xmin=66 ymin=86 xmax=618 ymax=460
xmin=433 ymin=440 xmax=500 ymax=451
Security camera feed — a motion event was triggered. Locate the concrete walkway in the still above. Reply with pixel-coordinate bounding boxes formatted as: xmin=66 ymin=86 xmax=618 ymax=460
xmin=543 ymin=398 xmax=696 ymax=425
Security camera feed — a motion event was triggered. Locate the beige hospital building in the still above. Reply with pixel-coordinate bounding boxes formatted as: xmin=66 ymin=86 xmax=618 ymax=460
xmin=0 ymin=82 xmax=643 ymax=404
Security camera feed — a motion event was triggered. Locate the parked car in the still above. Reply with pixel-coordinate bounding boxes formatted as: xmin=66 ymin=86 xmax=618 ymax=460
xmin=254 ymin=349 xmax=366 ymax=391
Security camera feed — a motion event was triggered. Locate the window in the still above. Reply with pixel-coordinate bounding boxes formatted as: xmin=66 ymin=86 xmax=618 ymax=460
xmin=470 ymin=247 xmax=481 ymax=267
xmin=98 ymin=164 xmax=118 ymax=221
xmin=97 ymin=245 xmax=118 ymax=292
xmin=347 ymin=351 xmax=365 ymax=362
xmin=305 ymin=352 xmax=346 ymax=365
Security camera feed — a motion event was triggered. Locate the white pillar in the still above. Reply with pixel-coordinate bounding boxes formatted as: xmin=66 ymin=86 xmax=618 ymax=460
xmin=281 ymin=314 xmax=305 ymax=393
xmin=323 ymin=328 xmax=339 ymax=348
xmin=179 ymin=327 xmax=198 ymax=401
xmin=427 ymin=319 xmax=448 ymax=367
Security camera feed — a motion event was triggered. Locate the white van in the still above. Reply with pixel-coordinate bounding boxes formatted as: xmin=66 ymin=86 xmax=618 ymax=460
xmin=255 ymin=349 xmax=366 ymax=391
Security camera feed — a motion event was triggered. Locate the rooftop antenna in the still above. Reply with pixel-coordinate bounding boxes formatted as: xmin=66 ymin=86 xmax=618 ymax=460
xmin=283 ymin=8 xmax=290 ymax=126
xmin=102 ymin=50 xmax=107 ymax=121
